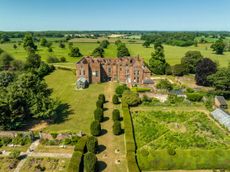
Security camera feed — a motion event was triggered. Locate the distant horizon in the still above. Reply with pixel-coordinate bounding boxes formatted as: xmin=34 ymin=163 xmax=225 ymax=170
xmin=0 ymin=0 xmax=230 ymax=31
xmin=1 ymin=30 xmax=230 ymax=32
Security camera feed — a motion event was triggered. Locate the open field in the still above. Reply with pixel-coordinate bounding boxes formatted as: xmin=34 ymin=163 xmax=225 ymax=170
xmin=0 ymin=39 xmax=229 ymax=67
xmin=21 ymin=157 xmax=70 ymax=172
xmin=35 ymin=145 xmax=74 ymax=154
xmin=44 ymin=69 xmax=107 ymax=133
xmin=132 ymin=110 xmax=230 ymax=170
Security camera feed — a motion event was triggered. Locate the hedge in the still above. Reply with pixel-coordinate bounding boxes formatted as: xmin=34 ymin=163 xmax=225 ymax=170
xmin=186 ymin=93 xmax=203 ymax=102
xmin=122 ymin=103 xmax=140 ymax=172
xmin=67 ymin=151 xmax=83 ymax=172
xmin=74 ymin=136 xmax=88 ymax=153
xmin=137 ymin=148 xmax=230 ymax=170
xmin=131 ymin=87 xmax=151 ymax=93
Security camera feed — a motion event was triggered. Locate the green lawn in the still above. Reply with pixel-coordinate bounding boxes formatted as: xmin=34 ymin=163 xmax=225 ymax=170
xmin=44 ymin=69 xmax=107 ymax=133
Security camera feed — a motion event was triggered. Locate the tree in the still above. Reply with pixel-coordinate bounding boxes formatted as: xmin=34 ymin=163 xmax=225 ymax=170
xmin=59 ymin=42 xmax=65 ymax=48
xmin=195 ymin=58 xmax=217 ymax=86
xmin=48 ymin=47 xmax=53 ymax=52
xmin=84 ymin=152 xmax=97 ymax=172
xmin=143 ymin=40 xmax=151 ymax=48
xmin=149 ymin=43 xmax=167 ymax=74
xmin=211 ymin=39 xmax=225 ymax=54
xmin=117 ymin=44 xmax=130 ymax=57
xmin=113 ymin=121 xmax=122 ymax=135
xmin=94 ymin=108 xmax=104 ymax=122
xmin=92 ymin=47 xmax=104 ymax=57
xmin=98 ymin=94 xmax=106 ymax=103
xmin=23 ymin=34 xmax=37 ymax=51
xmin=11 ymin=60 xmax=24 ymax=71
xmin=60 ymin=57 xmax=66 ymax=62
xmin=69 ymin=47 xmax=82 ymax=57
xmin=156 ymin=79 xmax=173 ymax=91
xmin=0 ymin=34 xmax=10 ymax=43
xmin=96 ymin=100 xmax=103 ymax=109
xmin=0 ymin=52 xmax=14 ymax=70
xmin=115 ymin=40 xmax=122 ymax=46
xmin=13 ymin=44 xmax=17 ymax=49
xmin=86 ymin=136 xmax=98 ymax=153
xmin=90 ymin=120 xmax=101 ymax=136
xmin=40 ymin=38 xmax=48 ymax=47
xmin=112 ymin=109 xmax=120 ymax=121
xmin=100 ymin=40 xmax=110 ymax=48
xmin=208 ymin=67 xmax=230 ymax=91
xmin=0 ymin=71 xmax=15 ymax=87
xmin=25 ymin=53 xmax=41 ymax=69
xmin=172 ymin=64 xmax=188 ymax=76
xmin=112 ymin=94 xmax=119 ymax=104
xmin=47 ymin=56 xmax=59 ymax=63
xmin=181 ymin=51 xmax=203 ymax=73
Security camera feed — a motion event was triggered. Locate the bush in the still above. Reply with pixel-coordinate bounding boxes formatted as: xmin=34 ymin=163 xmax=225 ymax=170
xmin=186 ymin=93 xmax=203 ymax=102
xmin=167 ymin=94 xmax=184 ymax=104
xmin=47 ymin=56 xmax=59 ymax=63
xmin=69 ymin=47 xmax=82 ymax=57
xmin=112 ymin=109 xmax=120 ymax=121
xmin=74 ymin=136 xmax=88 ymax=153
xmin=84 ymin=152 xmax=97 ymax=172
xmin=96 ymin=100 xmax=103 ymax=109
xmin=156 ymin=79 xmax=173 ymax=91
xmin=9 ymin=150 xmax=20 ymax=159
xmin=94 ymin=108 xmax=104 ymax=122
xmin=90 ymin=120 xmax=101 ymax=136
xmin=112 ymin=94 xmax=119 ymax=104
xmin=115 ymin=84 xmax=130 ymax=97
xmin=67 ymin=151 xmax=83 ymax=172
xmin=98 ymin=94 xmax=105 ymax=103
xmin=131 ymin=87 xmax=151 ymax=92
xmin=122 ymin=90 xmax=141 ymax=107
xmin=113 ymin=121 xmax=122 ymax=135
xmin=172 ymin=64 xmax=188 ymax=76
xmin=86 ymin=136 xmax=98 ymax=153
xmin=167 ymin=147 xmax=176 ymax=156
xmin=60 ymin=57 xmax=66 ymax=62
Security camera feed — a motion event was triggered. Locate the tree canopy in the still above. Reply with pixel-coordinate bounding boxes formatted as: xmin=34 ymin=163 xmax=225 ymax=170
xmin=23 ymin=34 xmax=37 ymax=51
xmin=181 ymin=51 xmax=203 ymax=73
xmin=211 ymin=39 xmax=225 ymax=54
xmin=149 ymin=43 xmax=168 ymax=74
xmin=195 ymin=58 xmax=217 ymax=86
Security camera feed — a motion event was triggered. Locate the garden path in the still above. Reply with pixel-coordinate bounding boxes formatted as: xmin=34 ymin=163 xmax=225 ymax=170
xmin=96 ymin=82 xmax=128 ymax=172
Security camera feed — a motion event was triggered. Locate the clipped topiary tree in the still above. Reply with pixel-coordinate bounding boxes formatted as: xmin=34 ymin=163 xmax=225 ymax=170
xmin=90 ymin=120 xmax=101 ymax=136
xmin=86 ymin=136 xmax=98 ymax=153
xmin=96 ymin=100 xmax=103 ymax=109
xmin=94 ymin=108 xmax=104 ymax=122
xmin=112 ymin=94 xmax=119 ymax=104
xmin=98 ymin=94 xmax=106 ymax=103
xmin=112 ymin=109 xmax=120 ymax=121
xmin=113 ymin=121 xmax=122 ymax=135
xmin=84 ymin=152 xmax=97 ymax=172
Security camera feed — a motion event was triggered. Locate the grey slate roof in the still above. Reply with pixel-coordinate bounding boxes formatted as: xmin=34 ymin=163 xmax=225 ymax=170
xmin=215 ymin=96 xmax=227 ymax=105
xmin=211 ymin=108 xmax=230 ymax=131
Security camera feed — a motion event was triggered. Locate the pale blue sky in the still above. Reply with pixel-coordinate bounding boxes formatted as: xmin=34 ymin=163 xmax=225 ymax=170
xmin=0 ymin=0 xmax=229 ymax=31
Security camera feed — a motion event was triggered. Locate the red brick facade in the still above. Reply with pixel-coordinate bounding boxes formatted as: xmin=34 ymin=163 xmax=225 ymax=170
xmin=76 ymin=56 xmax=151 ymax=86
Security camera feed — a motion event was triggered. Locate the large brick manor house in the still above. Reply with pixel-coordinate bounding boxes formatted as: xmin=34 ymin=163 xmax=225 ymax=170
xmin=76 ymin=56 xmax=152 ymax=88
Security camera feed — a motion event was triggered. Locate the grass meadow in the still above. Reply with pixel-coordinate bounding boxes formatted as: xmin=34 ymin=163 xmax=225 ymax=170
xmin=0 ymin=38 xmax=230 ymax=67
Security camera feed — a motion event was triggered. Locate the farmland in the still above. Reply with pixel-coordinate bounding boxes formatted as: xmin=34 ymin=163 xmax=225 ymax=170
xmin=132 ymin=110 xmax=230 ymax=170
xmin=0 ymin=38 xmax=230 ymax=68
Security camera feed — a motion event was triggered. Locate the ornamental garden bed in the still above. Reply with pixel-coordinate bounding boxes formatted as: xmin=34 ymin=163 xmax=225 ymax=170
xmin=132 ymin=110 xmax=230 ymax=170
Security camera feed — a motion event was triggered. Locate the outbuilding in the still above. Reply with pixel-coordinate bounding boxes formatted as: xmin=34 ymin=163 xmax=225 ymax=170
xmin=76 ymin=77 xmax=88 ymax=89
xmin=215 ymin=96 xmax=228 ymax=109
